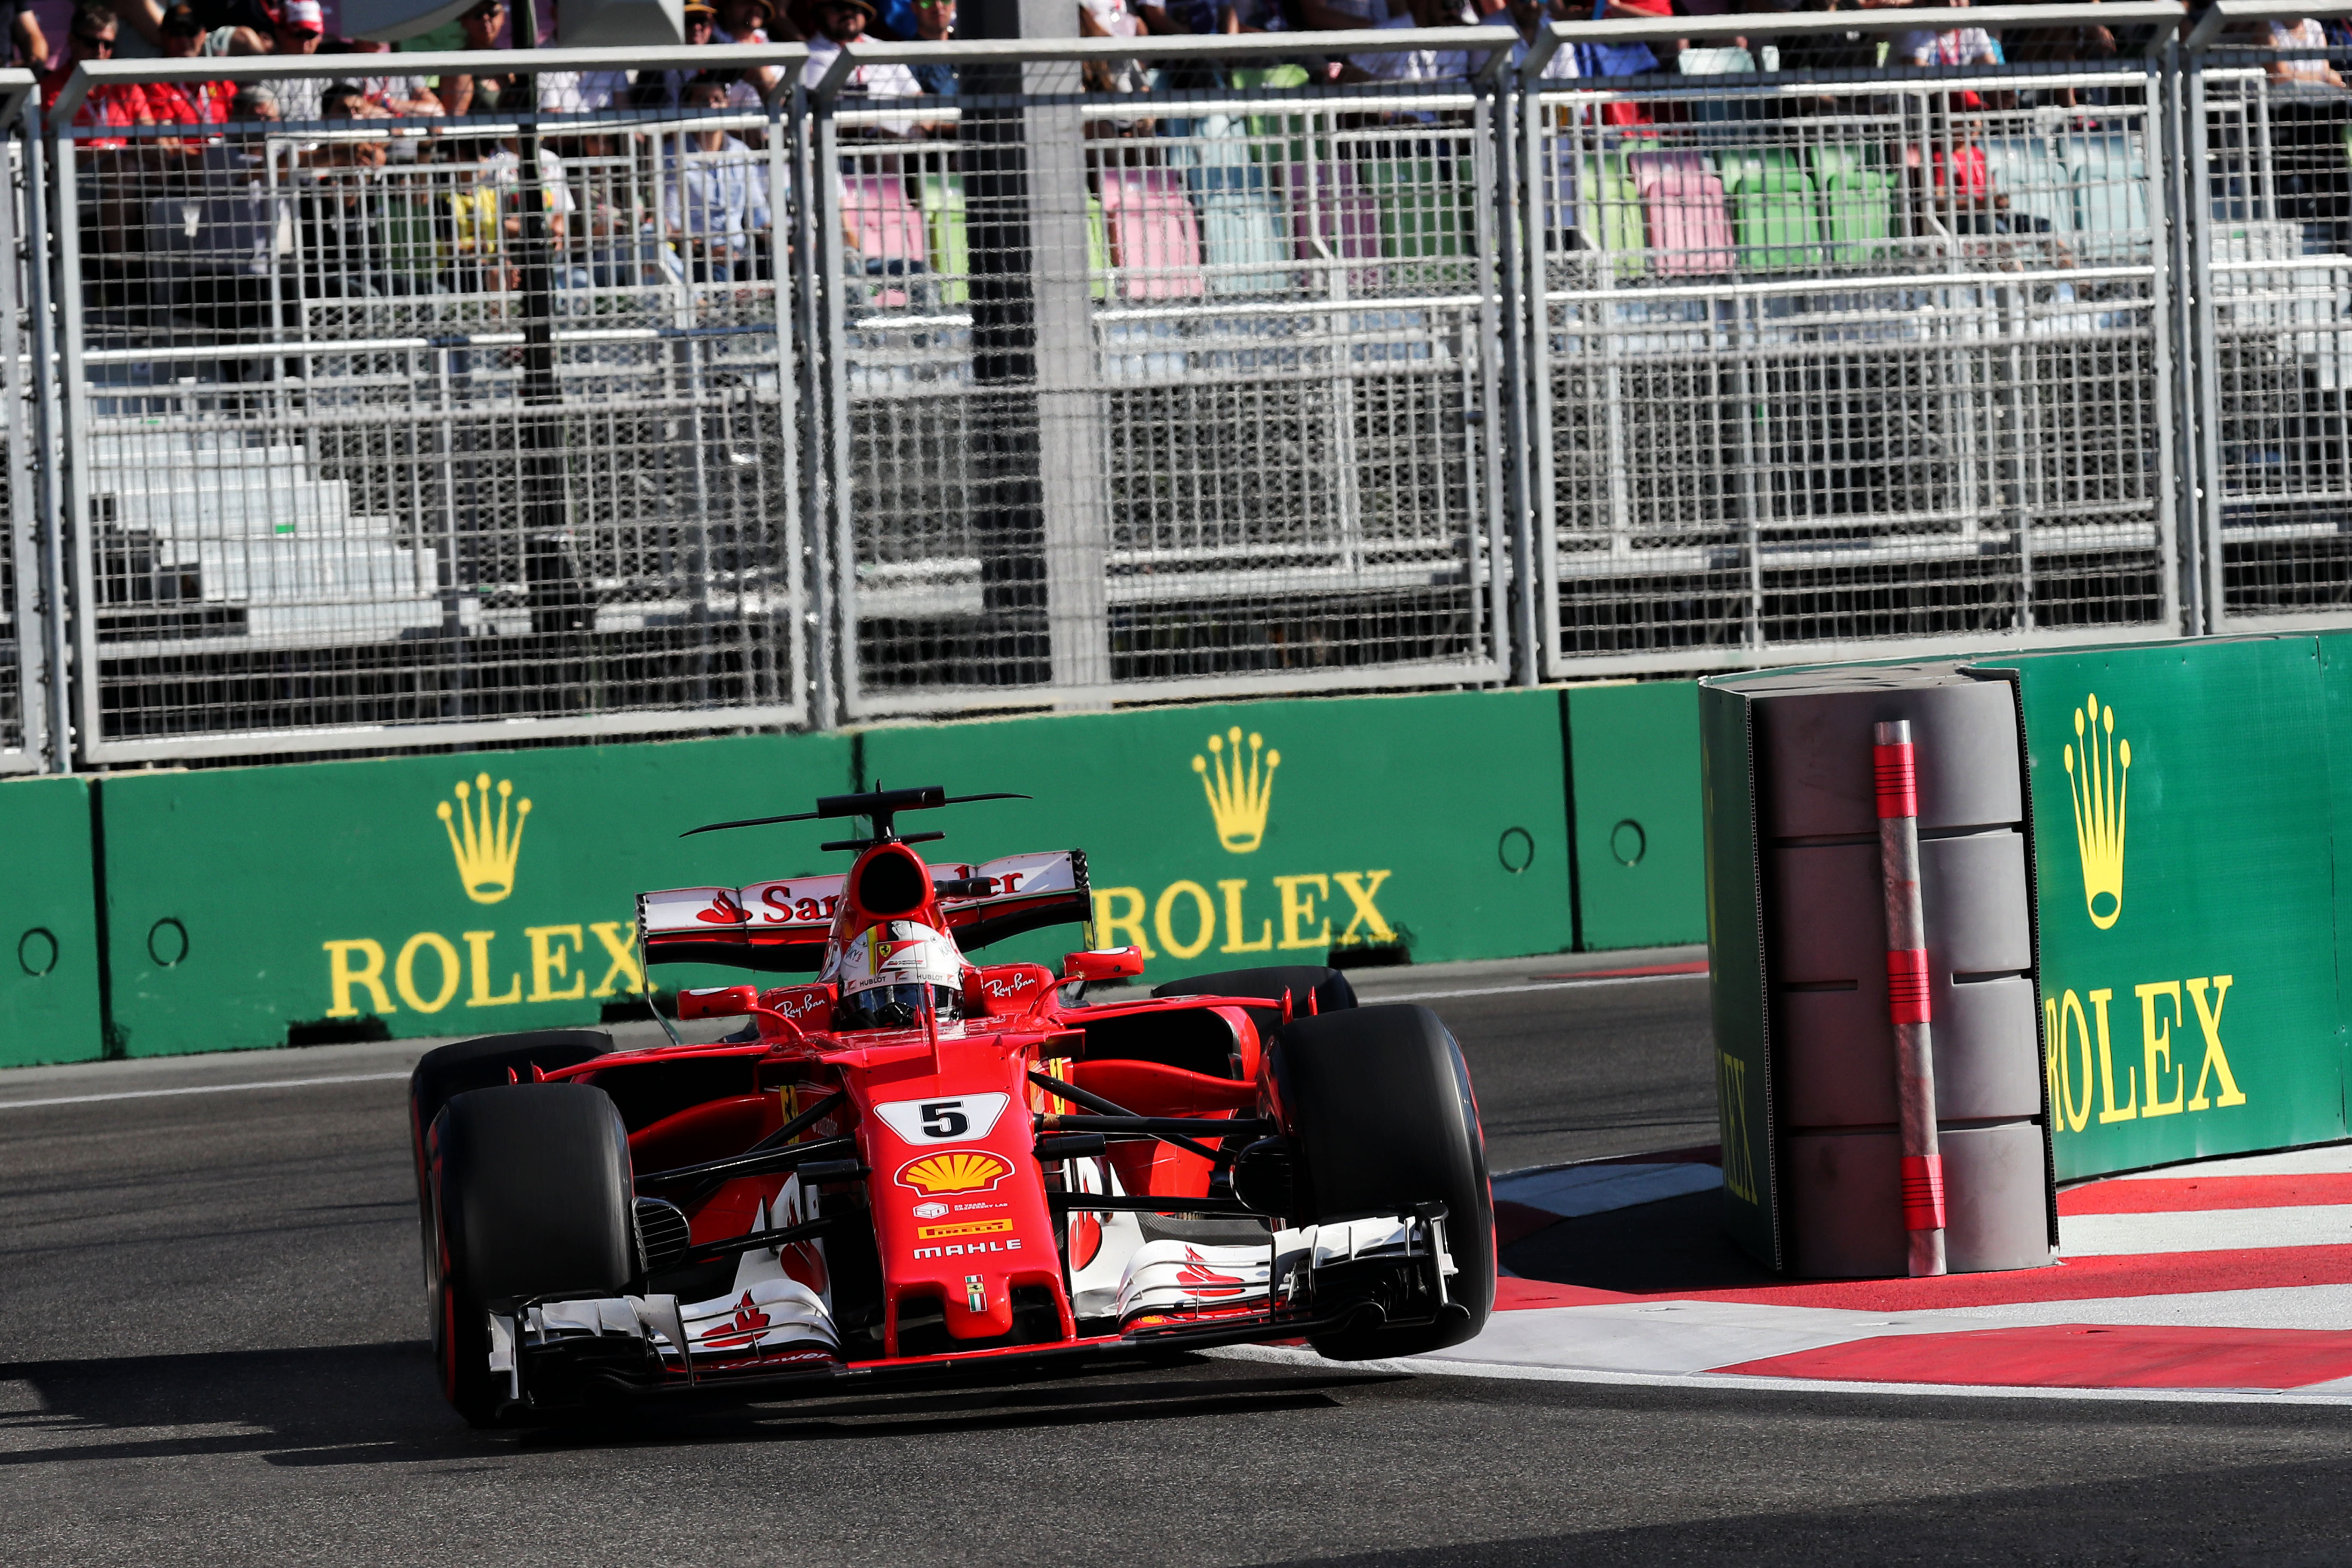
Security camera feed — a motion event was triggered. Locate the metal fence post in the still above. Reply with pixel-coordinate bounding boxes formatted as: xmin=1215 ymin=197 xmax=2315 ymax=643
xmin=20 ymin=96 xmax=63 ymax=771
xmin=2149 ymin=37 xmax=2185 ymax=639
xmin=2184 ymin=52 xmax=2225 ymax=633
xmin=1019 ymin=39 xmax=1112 ymax=705
xmin=1479 ymin=49 xmax=1532 ymax=687
xmin=768 ymin=80 xmax=812 ymax=731
xmin=1 ymin=85 xmax=50 ymax=772
xmin=49 ymin=122 xmax=95 ymax=769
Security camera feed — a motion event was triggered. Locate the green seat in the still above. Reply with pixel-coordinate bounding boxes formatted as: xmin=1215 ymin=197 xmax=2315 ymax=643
xmin=1718 ymin=147 xmax=1820 ymax=271
xmin=1363 ymin=157 xmax=1473 ymax=290
xmin=1231 ymin=62 xmax=1311 ymax=158
xmin=919 ymin=174 xmax=969 ymax=307
xmin=1580 ymin=153 xmax=1645 ymax=278
xmin=1087 ymin=192 xmax=1109 ymax=301
xmin=1808 ymin=144 xmax=1895 ymax=266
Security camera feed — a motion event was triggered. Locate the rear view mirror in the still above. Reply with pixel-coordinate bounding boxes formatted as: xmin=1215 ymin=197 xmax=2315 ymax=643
xmin=1061 ymin=947 xmax=1145 ymax=983
xmin=677 ymin=985 xmax=759 ymax=1021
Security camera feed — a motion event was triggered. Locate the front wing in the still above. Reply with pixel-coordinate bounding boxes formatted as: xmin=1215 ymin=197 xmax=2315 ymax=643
xmin=492 ymin=1211 xmax=1462 ymax=1412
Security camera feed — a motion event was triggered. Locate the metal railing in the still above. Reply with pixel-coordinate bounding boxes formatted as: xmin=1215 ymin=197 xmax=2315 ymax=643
xmin=6 ymin=12 xmax=2352 ymax=765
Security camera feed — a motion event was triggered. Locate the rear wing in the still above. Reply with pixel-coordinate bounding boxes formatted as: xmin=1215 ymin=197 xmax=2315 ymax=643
xmin=638 ymin=850 xmax=1090 ymax=973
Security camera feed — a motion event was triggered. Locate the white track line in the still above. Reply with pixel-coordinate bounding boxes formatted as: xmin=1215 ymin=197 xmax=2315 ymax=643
xmin=1374 ymin=971 xmax=1708 ymax=1004
xmin=0 ymin=1070 xmax=410 ymax=1111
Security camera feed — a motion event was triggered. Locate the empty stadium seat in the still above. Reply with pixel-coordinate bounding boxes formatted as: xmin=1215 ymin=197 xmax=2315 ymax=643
xmin=1980 ymin=137 xmax=2078 ymax=238
xmin=2065 ymin=132 xmax=2151 ymax=262
xmin=1181 ymin=112 xmax=1291 ymax=296
xmin=1099 ymin=168 xmax=1207 ymax=300
xmin=1629 ymin=150 xmax=1734 ymax=275
xmin=841 ymin=174 xmax=928 ymax=309
xmin=1808 ymin=145 xmax=1896 ymax=266
xmin=1718 ymin=147 xmax=1822 ymax=271
xmin=1578 ymin=152 xmax=1645 ymax=276
xmin=918 ymin=173 xmax=968 ymax=307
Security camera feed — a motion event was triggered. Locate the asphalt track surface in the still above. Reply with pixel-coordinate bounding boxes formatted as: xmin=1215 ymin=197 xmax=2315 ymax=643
xmin=6 ymin=954 xmax=2352 ymax=1566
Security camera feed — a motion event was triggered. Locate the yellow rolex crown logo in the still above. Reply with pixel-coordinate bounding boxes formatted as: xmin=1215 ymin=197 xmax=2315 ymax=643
xmin=438 ymin=772 xmax=531 ymax=905
xmin=1192 ymin=727 xmax=1280 ymax=854
xmin=2063 ymin=692 xmax=2129 ymax=931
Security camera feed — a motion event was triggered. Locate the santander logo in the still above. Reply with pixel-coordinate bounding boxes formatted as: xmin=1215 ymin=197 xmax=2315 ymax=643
xmin=698 ymin=889 xmax=750 ymax=926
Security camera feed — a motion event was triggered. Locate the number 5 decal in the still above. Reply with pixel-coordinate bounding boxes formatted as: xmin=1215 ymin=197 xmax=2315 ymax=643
xmin=874 ymin=1093 xmax=1011 ymax=1145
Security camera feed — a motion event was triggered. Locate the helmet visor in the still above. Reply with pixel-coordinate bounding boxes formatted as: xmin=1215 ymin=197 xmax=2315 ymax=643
xmin=835 ymin=982 xmax=961 ymax=1031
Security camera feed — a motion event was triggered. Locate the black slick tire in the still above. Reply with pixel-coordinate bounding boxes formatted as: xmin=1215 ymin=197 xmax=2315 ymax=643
xmin=1268 ymin=1003 xmax=1494 ymax=1360
xmin=407 ymin=1029 xmax=611 ymax=1293
xmin=426 ymin=1082 xmax=634 ymax=1426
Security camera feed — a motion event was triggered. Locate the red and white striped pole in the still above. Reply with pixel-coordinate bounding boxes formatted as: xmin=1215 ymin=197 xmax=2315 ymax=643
xmin=1874 ymin=720 xmax=1947 ymax=1278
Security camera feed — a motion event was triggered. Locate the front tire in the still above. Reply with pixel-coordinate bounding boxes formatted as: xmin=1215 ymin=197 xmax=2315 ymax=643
xmin=1268 ymin=1004 xmax=1494 ymax=1360
xmin=427 ymin=1082 xmax=635 ymax=1425
xmin=409 ymin=1029 xmax=610 ymax=1300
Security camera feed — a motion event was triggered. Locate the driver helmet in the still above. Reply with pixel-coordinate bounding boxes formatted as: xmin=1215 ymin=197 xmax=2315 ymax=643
xmin=830 ymin=919 xmax=965 ymax=1030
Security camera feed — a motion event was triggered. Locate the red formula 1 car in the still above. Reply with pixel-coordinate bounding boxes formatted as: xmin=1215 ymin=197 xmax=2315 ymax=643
xmin=408 ymin=787 xmax=1493 ymax=1424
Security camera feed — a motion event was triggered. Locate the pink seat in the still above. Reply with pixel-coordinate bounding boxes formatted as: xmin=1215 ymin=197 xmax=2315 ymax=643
xmin=842 ymin=175 xmax=927 ymax=306
xmin=1629 ymin=151 xmax=1734 ymax=276
xmin=1099 ymin=170 xmax=1207 ymax=300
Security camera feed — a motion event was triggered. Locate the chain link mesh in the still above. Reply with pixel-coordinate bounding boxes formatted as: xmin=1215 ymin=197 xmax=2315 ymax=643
xmin=1531 ymin=58 xmax=2174 ymax=675
xmin=58 ymin=92 xmax=804 ymax=759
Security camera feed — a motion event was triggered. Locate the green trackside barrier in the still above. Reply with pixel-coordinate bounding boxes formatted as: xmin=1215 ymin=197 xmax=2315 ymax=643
xmin=1712 ymin=634 xmax=2352 ymax=1187
xmin=1566 ymin=681 xmax=1706 ymax=951
xmin=1973 ymin=636 xmax=2346 ymax=1182
xmin=859 ymin=689 xmax=1577 ymax=988
xmin=0 ymin=777 xmax=105 ymax=1067
xmin=98 ymin=734 xmax=856 ymax=1057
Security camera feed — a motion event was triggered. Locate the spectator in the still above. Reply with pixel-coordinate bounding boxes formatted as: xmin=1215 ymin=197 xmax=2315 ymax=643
xmin=300 ymin=84 xmax=395 ymax=298
xmin=434 ymin=0 xmax=512 ymax=116
xmin=1345 ymin=0 xmax=1474 ymax=81
xmin=327 ymin=38 xmax=447 ymax=116
xmin=41 ymin=3 xmax=156 ymax=149
xmin=9 ymin=0 xmax=49 ymax=69
xmin=909 ymin=0 xmax=957 ymax=94
xmin=714 ymin=0 xmax=791 ymax=107
xmin=1077 ymin=0 xmax=1150 ymax=96
xmin=179 ymin=83 xmax=292 ymax=355
xmin=269 ymin=0 xmax=331 ymax=121
xmin=805 ymin=0 xmax=926 ymax=106
xmin=113 ymin=0 xmax=272 ymax=57
xmin=1892 ymin=0 xmax=2000 ymax=69
xmin=1499 ymin=0 xmax=1576 ymax=78
xmin=719 ymin=0 xmax=799 ymax=41
xmin=142 ymin=4 xmax=235 ymax=127
xmin=641 ymin=1 xmax=721 ymax=107
xmin=2269 ymin=17 xmax=2346 ymax=88
xmin=662 ymin=73 xmax=773 ymax=281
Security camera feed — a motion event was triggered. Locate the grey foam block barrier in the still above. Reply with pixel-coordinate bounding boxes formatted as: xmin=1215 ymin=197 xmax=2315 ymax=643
xmin=1785 ymin=1121 xmax=2051 ymax=1278
xmin=1749 ymin=665 xmax=2023 ymax=839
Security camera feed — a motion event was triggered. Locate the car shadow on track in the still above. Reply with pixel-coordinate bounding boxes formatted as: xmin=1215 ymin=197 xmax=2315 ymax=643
xmin=0 ymin=1341 xmax=1402 ymax=1468
xmin=1502 ymin=1190 xmax=1781 ymax=1296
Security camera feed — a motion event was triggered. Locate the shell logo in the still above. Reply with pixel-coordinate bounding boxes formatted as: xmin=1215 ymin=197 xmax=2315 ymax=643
xmin=896 ymin=1150 xmax=1014 ymax=1196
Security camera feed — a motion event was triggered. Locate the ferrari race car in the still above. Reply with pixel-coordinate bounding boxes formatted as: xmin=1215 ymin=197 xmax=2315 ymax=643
xmin=408 ymin=787 xmax=1493 ymax=1424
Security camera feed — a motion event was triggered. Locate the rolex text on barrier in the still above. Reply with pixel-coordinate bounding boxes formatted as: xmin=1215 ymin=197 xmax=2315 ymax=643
xmin=858 ymin=691 xmax=1578 ymax=988
xmin=1702 ymin=664 xmax=2055 ymax=1277
xmin=1968 ymin=637 xmax=2342 ymax=1182
xmin=97 ymin=734 xmax=856 ymax=1056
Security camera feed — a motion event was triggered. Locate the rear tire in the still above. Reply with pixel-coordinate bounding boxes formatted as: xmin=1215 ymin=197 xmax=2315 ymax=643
xmin=1153 ymin=965 xmax=1356 ymax=1015
xmin=1268 ymin=1004 xmax=1494 ymax=1360
xmin=427 ymin=1083 xmax=635 ymax=1426
xmin=409 ymin=1030 xmax=611 ymax=1295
